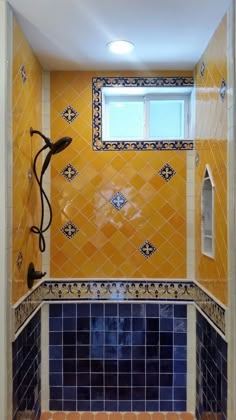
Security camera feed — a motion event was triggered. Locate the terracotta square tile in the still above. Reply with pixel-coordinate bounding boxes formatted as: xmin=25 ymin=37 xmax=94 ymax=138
xmin=109 ymin=414 xmax=123 ymax=420
xmin=180 ymin=414 xmax=194 ymax=420
xmin=95 ymin=414 xmax=109 ymax=420
xmin=165 ymin=414 xmax=180 ymax=420
xmin=151 ymin=414 xmax=165 ymax=420
xmin=123 ymin=414 xmax=137 ymax=420
xmin=67 ymin=413 xmax=81 ymax=420
xmin=40 ymin=413 xmax=52 ymax=420
xmin=80 ymin=413 xmax=94 ymax=420
xmin=52 ymin=414 xmax=67 ymax=420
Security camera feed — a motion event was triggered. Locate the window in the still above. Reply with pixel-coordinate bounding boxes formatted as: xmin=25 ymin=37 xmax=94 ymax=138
xmin=103 ymin=90 xmax=189 ymax=141
xmin=201 ymin=165 xmax=215 ymax=258
xmin=92 ymin=76 xmax=194 ymax=151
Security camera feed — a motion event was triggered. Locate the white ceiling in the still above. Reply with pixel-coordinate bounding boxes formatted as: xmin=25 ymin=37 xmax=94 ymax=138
xmin=7 ymin=0 xmax=230 ymax=71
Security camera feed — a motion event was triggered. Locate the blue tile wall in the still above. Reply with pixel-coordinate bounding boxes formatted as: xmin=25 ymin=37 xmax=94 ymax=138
xmin=49 ymin=303 xmax=187 ymax=412
xmin=12 ymin=310 xmax=41 ymax=420
xmin=196 ymin=311 xmax=227 ymax=420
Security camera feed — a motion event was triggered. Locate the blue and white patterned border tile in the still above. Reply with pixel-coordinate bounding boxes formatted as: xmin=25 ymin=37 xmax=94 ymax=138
xmin=92 ymin=76 xmax=194 ymax=151
xmin=13 ymin=279 xmax=226 ymax=336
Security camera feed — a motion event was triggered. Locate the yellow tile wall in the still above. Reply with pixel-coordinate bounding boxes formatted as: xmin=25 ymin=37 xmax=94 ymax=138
xmin=12 ymin=17 xmax=42 ymax=304
xmin=50 ymin=71 xmax=192 ymax=279
xmin=195 ymin=16 xmax=228 ymax=305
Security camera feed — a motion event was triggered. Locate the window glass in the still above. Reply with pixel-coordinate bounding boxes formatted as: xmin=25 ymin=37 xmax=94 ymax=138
xmin=106 ymin=99 xmax=144 ymax=140
xmin=149 ymin=100 xmax=184 ymax=139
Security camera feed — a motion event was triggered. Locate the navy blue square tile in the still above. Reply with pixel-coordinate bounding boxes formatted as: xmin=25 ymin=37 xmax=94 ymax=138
xmin=146 ymin=387 xmax=159 ymax=400
xmin=119 ymin=373 xmax=131 ymax=387
xmin=160 ymin=318 xmax=173 ymax=332
xmin=160 ymin=304 xmax=173 ymax=318
xmin=160 ymin=400 xmax=173 ymax=411
xmin=146 ymin=345 xmax=159 ymax=359
xmin=146 ymin=400 xmax=159 ymax=411
xmin=174 ymin=373 xmax=186 ymax=386
xmin=91 ymin=360 xmax=104 ymax=372
xmin=49 ymin=373 xmax=62 ymax=386
xmin=106 ymin=387 xmax=118 ymax=400
xmin=91 ymin=387 xmax=104 ymax=400
xmin=91 ymin=400 xmax=104 ymax=411
xmin=133 ymin=387 xmax=145 ymax=400
xmin=77 ymin=373 xmax=90 ymax=386
xmin=174 ymin=360 xmax=187 ymax=373
xmin=105 ymin=374 xmax=117 ymax=387
xmin=64 ymin=346 xmax=76 ymax=359
xmin=146 ymin=318 xmax=159 ymax=331
xmin=118 ymin=332 xmax=131 ymax=345
xmin=132 ymin=303 xmax=145 ymax=317
xmin=105 ymin=360 xmax=117 ymax=372
xmin=174 ymin=304 xmax=187 ymax=318
xmin=50 ymin=387 xmax=62 ymax=400
xmin=91 ymin=303 xmax=104 ymax=317
xmin=174 ymin=318 xmax=187 ymax=333
xmin=105 ymin=303 xmax=117 ymax=316
xmin=119 ymin=304 xmax=131 ymax=317
xmin=174 ymin=386 xmax=186 ymax=400
xmin=63 ymin=332 xmax=76 ymax=345
xmin=50 ymin=359 xmax=62 ymax=373
xmin=119 ymin=318 xmax=131 ymax=331
xmin=132 ymin=359 xmax=145 ymax=373
xmin=91 ymin=317 xmax=104 ymax=331
xmin=160 ymin=332 xmax=173 ymax=346
xmin=49 ymin=400 xmax=63 ymax=410
xmin=50 ymin=332 xmax=62 ymax=346
xmin=49 ymin=318 xmax=62 ymax=332
xmin=132 ymin=331 xmax=145 ymax=345
xmin=63 ymin=359 xmax=76 ymax=372
xmin=160 ymin=346 xmax=172 ymax=359
xmin=146 ymin=360 xmax=159 ymax=373
xmin=63 ymin=400 xmax=76 ymax=411
xmin=146 ymin=304 xmax=159 ymax=317
xmin=77 ymin=400 xmax=90 ymax=411
xmin=77 ymin=359 xmax=90 ymax=372
xmin=132 ymin=400 xmax=145 ymax=411
xmin=63 ymin=304 xmax=76 ymax=317
xmin=105 ymin=332 xmax=117 ymax=345
xmin=160 ymin=374 xmax=173 ymax=386
xmin=77 ymin=318 xmax=90 ymax=331
xmin=77 ymin=303 xmax=90 ymax=317
xmin=133 ymin=318 xmax=145 ymax=331
xmin=160 ymin=359 xmax=173 ymax=373
xmin=132 ymin=346 xmax=145 ymax=359
xmin=77 ymin=386 xmax=90 ymax=400
xmin=77 ymin=332 xmax=90 ymax=345
xmin=49 ymin=346 xmax=62 ymax=359
xmin=64 ymin=373 xmax=76 ymax=386
xmin=105 ymin=401 xmax=118 ymax=411
xmin=91 ymin=345 xmax=103 ymax=359
xmin=91 ymin=331 xmax=104 ymax=346
xmin=49 ymin=304 xmax=62 ymax=318
xmin=119 ymin=401 xmax=131 ymax=411
xmin=118 ymin=346 xmax=131 ymax=359
xmin=119 ymin=360 xmax=131 ymax=372
xmin=146 ymin=374 xmax=159 ymax=387
xmin=160 ymin=386 xmax=172 ymax=400
xmin=105 ymin=318 xmax=117 ymax=331
xmin=174 ymin=400 xmax=186 ymax=411
xmin=105 ymin=345 xmax=117 ymax=359
xmin=63 ymin=386 xmax=76 ymax=399
xmin=63 ymin=317 xmax=76 ymax=331
xmin=91 ymin=374 xmax=104 ymax=387
xmin=174 ymin=332 xmax=187 ymax=345
xmin=174 ymin=346 xmax=187 ymax=360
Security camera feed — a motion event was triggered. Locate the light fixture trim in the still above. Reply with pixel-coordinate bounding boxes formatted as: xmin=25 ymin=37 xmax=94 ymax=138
xmin=107 ymin=40 xmax=134 ymax=55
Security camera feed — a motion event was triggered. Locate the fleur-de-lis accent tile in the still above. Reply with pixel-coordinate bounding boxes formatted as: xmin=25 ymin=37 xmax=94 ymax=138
xmin=61 ymin=163 xmax=79 ymax=182
xmin=61 ymin=105 xmax=79 ymax=124
xmin=139 ymin=240 xmax=157 ymax=258
xmin=110 ymin=192 xmax=127 ymax=210
xmin=158 ymin=163 xmax=176 ymax=182
xmin=61 ymin=221 xmax=79 ymax=239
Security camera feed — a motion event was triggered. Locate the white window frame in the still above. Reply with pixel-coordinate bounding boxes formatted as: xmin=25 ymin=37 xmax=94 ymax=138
xmin=102 ymin=89 xmax=191 ymax=142
xmin=201 ymin=165 xmax=215 ymax=259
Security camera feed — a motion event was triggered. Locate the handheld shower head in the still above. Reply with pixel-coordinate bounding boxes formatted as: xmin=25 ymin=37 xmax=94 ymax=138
xmin=51 ymin=137 xmax=72 ymax=155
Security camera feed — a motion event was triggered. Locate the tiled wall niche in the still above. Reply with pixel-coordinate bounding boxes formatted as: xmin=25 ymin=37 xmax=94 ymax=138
xmin=196 ymin=311 xmax=227 ymax=420
xmin=48 ymin=302 xmax=188 ymax=412
xmin=12 ymin=310 xmax=41 ymax=420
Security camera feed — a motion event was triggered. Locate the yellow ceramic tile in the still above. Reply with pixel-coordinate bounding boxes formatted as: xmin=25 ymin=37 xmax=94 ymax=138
xmin=195 ymin=15 xmax=227 ymax=305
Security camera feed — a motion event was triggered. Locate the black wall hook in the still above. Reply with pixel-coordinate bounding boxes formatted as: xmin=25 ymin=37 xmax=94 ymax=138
xmin=27 ymin=262 xmax=46 ymax=289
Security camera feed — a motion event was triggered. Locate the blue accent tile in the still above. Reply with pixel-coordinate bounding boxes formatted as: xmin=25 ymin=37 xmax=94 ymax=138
xmin=146 ymin=304 xmax=159 ymax=317
xmin=119 ymin=303 xmax=131 ymax=317
xmin=91 ymin=303 xmax=104 ymax=317
xmin=174 ymin=304 xmax=187 ymax=318
xmin=132 ymin=400 xmax=145 ymax=411
xmin=77 ymin=303 xmax=90 ymax=316
xmin=105 ymin=303 xmax=118 ymax=316
xmin=160 ymin=304 xmax=173 ymax=318
xmin=160 ymin=400 xmax=173 ymax=411
xmin=132 ymin=303 xmax=146 ymax=317
xmin=49 ymin=304 xmax=62 ymax=317
xmin=174 ymin=318 xmax=187 ymax=332
xmin=49 ymin=345 xmax=62 ymax=359
xmin=49 ymin=317 xmax=62 ymax=331
xmin=63 ymin=303 xmax=76 ymax=317
xmin=63 ymin=400 xmax=77 ymax=410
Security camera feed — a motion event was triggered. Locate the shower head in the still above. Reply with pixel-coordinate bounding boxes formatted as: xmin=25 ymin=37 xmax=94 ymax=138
xmin=30 ymin=128 xmax=72 ymax=154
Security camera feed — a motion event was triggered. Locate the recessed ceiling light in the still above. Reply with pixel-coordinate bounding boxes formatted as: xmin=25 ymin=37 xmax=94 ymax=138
xmin=107 ymin=40 xmax=134 ymax=55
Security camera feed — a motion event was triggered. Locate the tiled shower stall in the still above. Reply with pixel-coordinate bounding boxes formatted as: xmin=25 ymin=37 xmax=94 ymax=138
xmin=2 ymin=0 xmax=235 ymax=419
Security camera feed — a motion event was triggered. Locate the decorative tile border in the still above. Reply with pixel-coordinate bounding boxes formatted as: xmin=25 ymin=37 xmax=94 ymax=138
xmin=13 ymin=280 xmax=226 ymax=336
xmin=13 ymin=282 xmax=44 ymax=334
xmin=92 ymin=76 xmax=194 ymax=151
xmin=195 ymin=283 xmax=226 ymax=334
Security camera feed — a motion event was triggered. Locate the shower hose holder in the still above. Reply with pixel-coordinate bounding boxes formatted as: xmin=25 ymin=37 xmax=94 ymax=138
xmin=27 ymin=262 xmax=46 ymax=289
